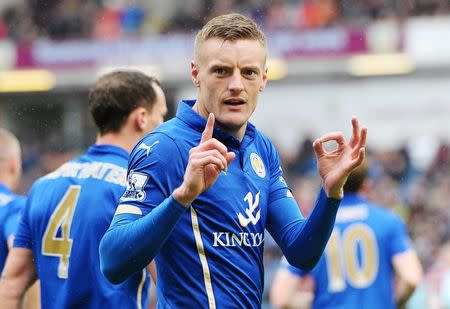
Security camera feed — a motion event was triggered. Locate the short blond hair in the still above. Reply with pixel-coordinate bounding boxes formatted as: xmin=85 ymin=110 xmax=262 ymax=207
xmin=194 ymin=13 xmax=267 ymax=61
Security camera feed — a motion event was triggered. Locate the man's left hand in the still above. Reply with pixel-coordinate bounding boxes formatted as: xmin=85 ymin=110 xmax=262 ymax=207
xmin=313 ymin=117 xmax=367 ymax=199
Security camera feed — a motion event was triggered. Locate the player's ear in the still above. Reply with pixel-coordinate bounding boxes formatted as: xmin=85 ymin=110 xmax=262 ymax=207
xmin=260 ymin=66 xmax=268 ymax=92
xmin=6 ymin=155 xmax=21 ymax=191
xmin=133 ymin=106 xmax=148 ymax=131
xmin=191 ymin=60 xmax=200 ymax=88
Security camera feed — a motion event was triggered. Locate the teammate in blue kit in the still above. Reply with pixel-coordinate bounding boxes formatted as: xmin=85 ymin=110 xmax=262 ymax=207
xmin=0 ymin=71 xmax=167 ymax=308
xmin=0 ymin=128 xmax=40 ymax=309
xmin=99 ymin=13 xmax=367 ymax=308
xmin=270 ymin=160 xmax=423 ymax=309
xmin=0 ymin=128 xmax=25 ymax=274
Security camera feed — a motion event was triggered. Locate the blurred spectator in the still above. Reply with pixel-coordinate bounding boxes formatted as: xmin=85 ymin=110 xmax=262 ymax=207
xmin=47 ymin=0 xmax=85 ymax=39
xmin=93 ymin=6 xmax=121 ymax=40
xmin=428 ymin=141 xmax=450 ymax=179
xmin=1 ymin=3 xmax=37 ymax=42
xmin=411 ymin=0 xmax=449 ymax=15
xmin=300 ymin=0 xmax=340 ymax=29
xmin=286 ymin=136 xmax=317 ymax=179
xmin=120 ymin=5 xmax=145 ymax=34
xmin=0 ymin=19 xmax=7 ymax=38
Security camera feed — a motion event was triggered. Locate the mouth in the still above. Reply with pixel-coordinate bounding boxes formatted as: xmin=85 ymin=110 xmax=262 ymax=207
xmin=223 ymin=98 xmax=246 ymax=106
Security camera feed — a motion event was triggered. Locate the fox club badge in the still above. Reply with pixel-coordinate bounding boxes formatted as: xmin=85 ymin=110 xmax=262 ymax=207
xmin=250 ymin=152 xmax=265 ymax=178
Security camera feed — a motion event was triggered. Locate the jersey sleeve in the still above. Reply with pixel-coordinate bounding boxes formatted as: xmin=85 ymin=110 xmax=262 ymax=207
xmin=281 ymin=256 xmax=309 ymax=277
xmin=3 ymin=197 xmax=26 ymax=241
xmin=266 ymin=138 xmax=293 ymax=204
xmin=388 ymin=213 xmax=412 ymax=258
xmin=114 ymin=133 xmax=184 ymax=217
xmin=13 ymin=195 xmax=33 ymax=249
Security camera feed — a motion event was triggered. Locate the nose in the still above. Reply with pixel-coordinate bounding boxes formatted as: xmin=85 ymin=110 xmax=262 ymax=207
xmin=228 ymin=71 xmax=244 ymax=93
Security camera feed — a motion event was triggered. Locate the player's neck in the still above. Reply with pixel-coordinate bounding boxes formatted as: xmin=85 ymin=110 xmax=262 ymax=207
xmin=95 ymin=131 xmax=141 ymax=154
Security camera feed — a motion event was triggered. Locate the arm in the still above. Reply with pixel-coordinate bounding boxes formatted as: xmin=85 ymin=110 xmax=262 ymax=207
xmin=100 ymin=114 xmax=235 ymax=283
xmin=270 ymin=268 xmax=314 ymax=309
xmin=100 ymin=197 xmax=187 ymax=284
xmin=266 ymin=119 xmax=365 ymax=269
xmin=23 ymin=281 xmax=41 ymax=309
xmin=3 ymin=198 xmax=40 ymax=309
xmin=267 ymin=189 xmax=339 ymax=270
xmin=5 ymin=237 xmax=41 ymax=309
xmin=0 ymin=248 xmax=37 ymax=309
xmin=393 ymin=250 xmax=423 ymax=308
xmin=387 ymin=211 xmax=423 ymax=308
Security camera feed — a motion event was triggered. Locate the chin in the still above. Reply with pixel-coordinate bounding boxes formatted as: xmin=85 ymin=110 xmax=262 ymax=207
xmin=217 ymin=118 xmax=246 ymax=132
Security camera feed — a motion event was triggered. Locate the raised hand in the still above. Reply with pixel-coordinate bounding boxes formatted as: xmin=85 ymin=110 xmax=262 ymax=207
xmin=313 ymin=117 xmax=367 ymax=199
xmin=173 ymin=113 xmax=235 ymax=206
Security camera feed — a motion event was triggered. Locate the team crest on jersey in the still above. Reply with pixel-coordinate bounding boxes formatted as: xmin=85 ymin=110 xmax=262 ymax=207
xmin=250 ymin=152 xmax=265 ymax=178
xmin=120 ymin=171 xmax=149 ymax=202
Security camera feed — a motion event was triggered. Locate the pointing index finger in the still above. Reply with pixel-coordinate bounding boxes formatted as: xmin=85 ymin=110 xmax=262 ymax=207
xmin=200 ymin=113 xmax=215 ymax=144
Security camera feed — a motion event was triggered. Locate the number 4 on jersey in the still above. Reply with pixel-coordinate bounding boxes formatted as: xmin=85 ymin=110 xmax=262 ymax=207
xmin=42 ymin=185 xmax=81 ymax=279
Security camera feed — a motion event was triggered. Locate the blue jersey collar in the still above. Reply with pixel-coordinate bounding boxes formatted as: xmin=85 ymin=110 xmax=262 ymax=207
xmin=342 ymin=193 xmax=367 ymax=205
xmin=176 ymin=99 xmax=256 ymax=149
xmin=0 ymin=182 xmax=12 ymax=195
xmin=87 ymin=144 xmax=129 ymax=160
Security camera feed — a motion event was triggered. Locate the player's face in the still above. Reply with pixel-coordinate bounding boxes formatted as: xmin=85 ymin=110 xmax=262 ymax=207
xmin=146 ymin=83 xmax=167 ymax=133
xmin=192 ymin=38 xmax=267 ymax=139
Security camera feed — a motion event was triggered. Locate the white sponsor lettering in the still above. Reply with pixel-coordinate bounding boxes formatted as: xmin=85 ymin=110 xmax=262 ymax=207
xmin=43 ymin=162 xmax=127 ymax=186
xmin=213 ymin=232 xmax=264 ymax=247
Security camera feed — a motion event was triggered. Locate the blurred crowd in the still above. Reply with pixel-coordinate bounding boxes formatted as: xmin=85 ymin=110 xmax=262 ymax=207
xmin=1 ymin=0 xmax=450 ymax=42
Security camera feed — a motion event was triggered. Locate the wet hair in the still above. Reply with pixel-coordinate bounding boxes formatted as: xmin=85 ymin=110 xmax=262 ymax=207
xmin=194 ymin=13 xmax=266 ymax=61
xmin=88 ymin=71 xmax=161 ymax=135
xmin=343 ymin=159 xmax=369 ymax=193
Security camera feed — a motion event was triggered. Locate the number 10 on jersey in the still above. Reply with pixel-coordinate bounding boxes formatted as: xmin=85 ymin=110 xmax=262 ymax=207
xmin=325 ymin=223 xmax=379 ymax=292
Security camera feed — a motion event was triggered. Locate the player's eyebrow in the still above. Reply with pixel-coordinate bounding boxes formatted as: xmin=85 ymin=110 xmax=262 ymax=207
xmin=209 ymin=64 xmax=232 ymax=71
xmin=241 ymin=65 xmax=261 ymax=73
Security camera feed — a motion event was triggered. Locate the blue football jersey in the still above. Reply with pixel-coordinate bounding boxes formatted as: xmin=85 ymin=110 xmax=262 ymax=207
xmin=14 ymin=145 xmax=150 ymax=309
xmin=0 ymin=183 xmax=26 ymax=273
xmin=117 ymin=100 xmax=292 ymax=308
xmin=286 ymin=193 xmax=411 ymax=308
